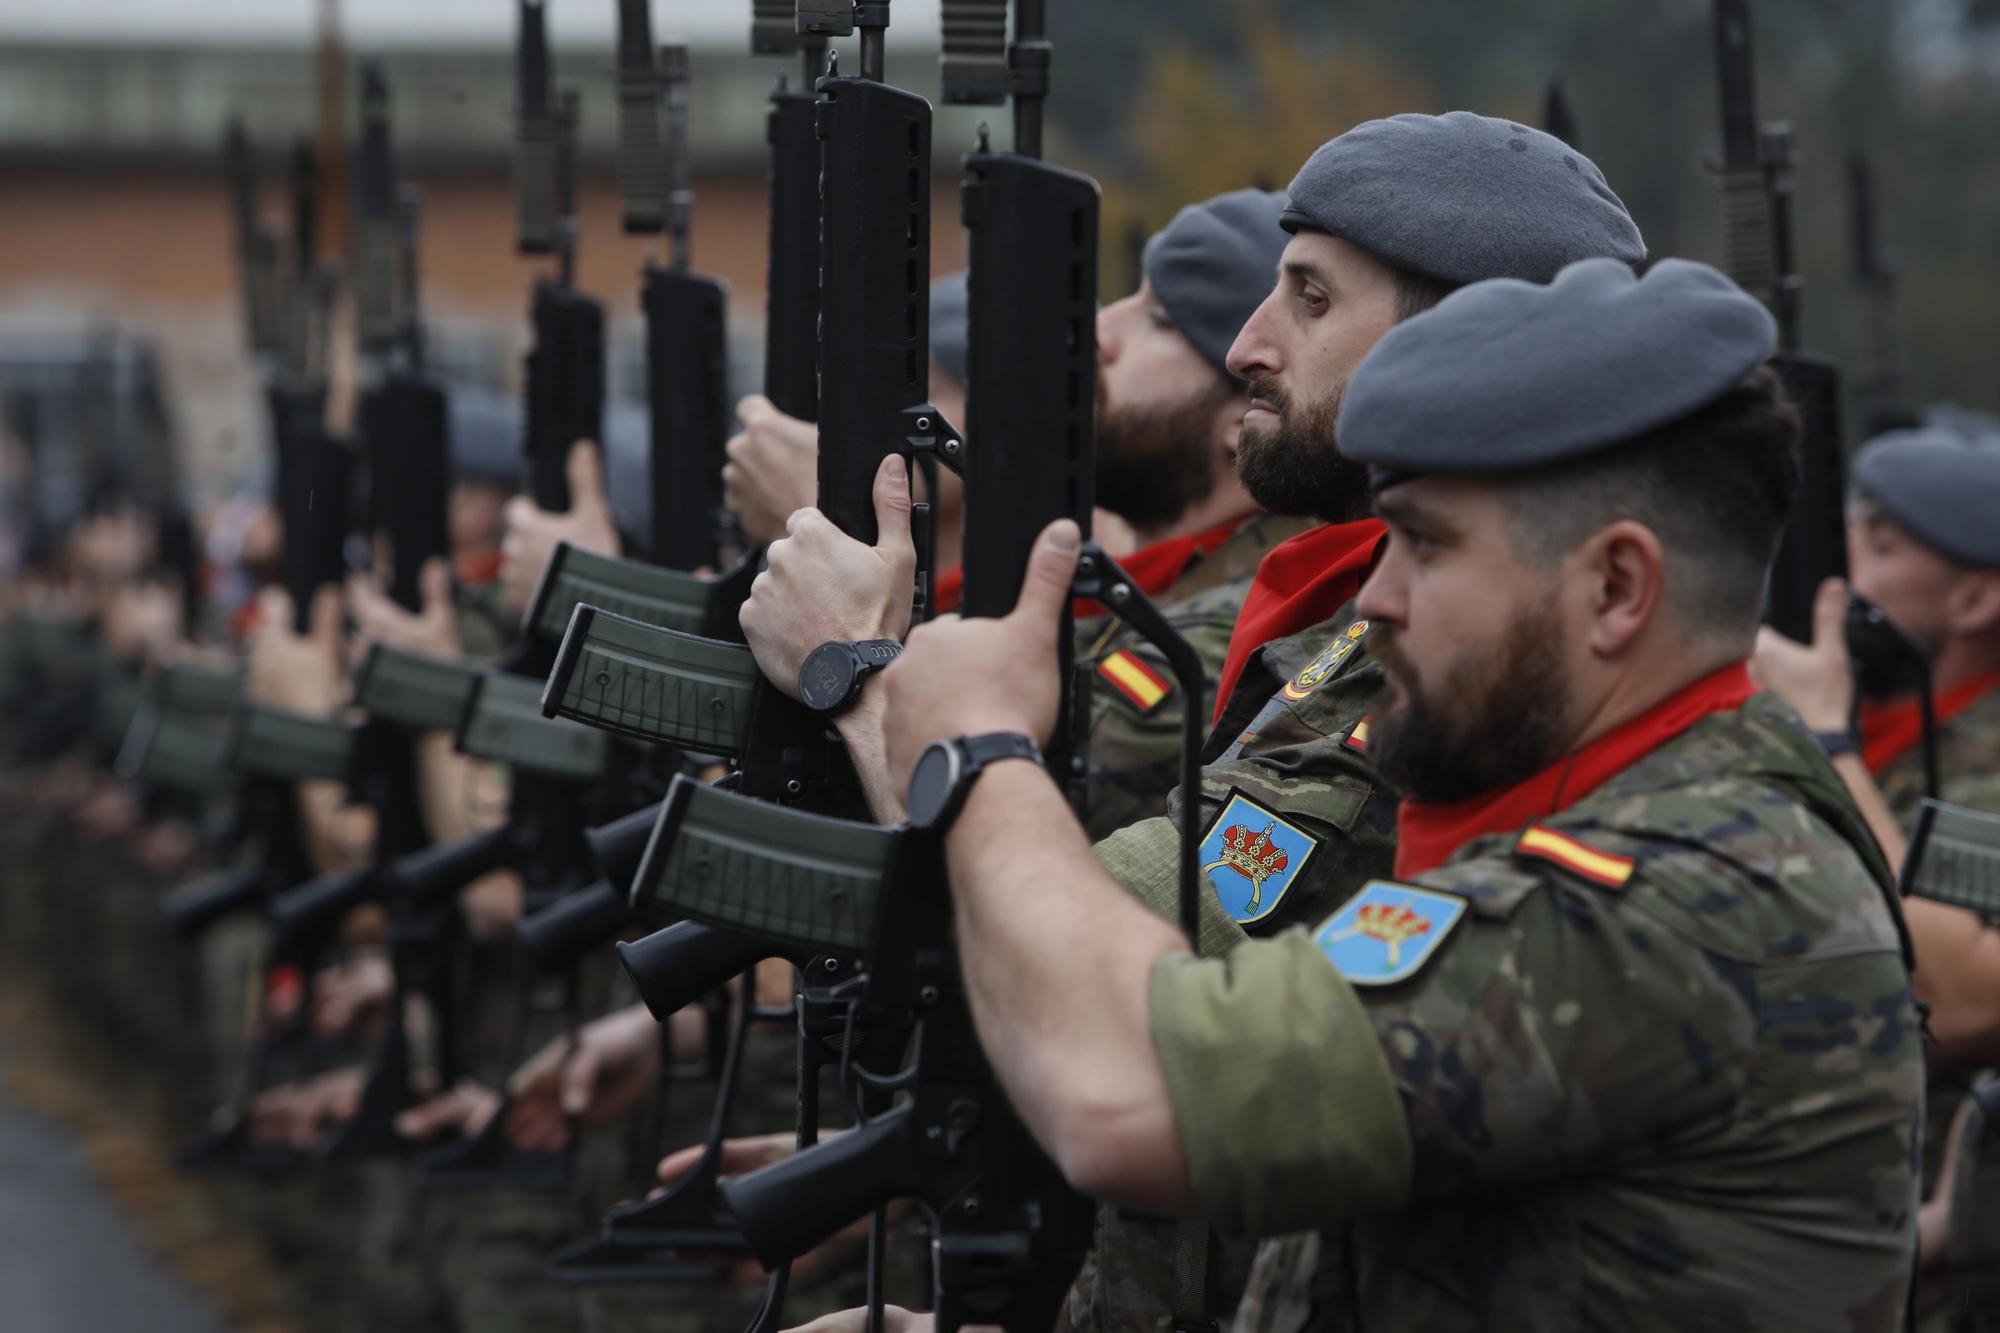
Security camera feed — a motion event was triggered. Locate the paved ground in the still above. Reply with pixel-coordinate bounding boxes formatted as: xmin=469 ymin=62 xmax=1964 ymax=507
xmin=0 ymin=1039 xmax=230 ymax=1333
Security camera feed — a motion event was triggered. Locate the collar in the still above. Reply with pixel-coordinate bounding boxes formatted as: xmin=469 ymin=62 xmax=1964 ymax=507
xmin=1210 ymin=518 xmax=1387 ymax=724
xmin=1859 ymin=667 xmax=2000 ymax=775
xmin=1393 ymin=662 xmax=1759 ymax=879
xmin=455 ymin=548 xmax=503 ymax=587
xmin=930 ymin=516 xmax=1248 ymax=619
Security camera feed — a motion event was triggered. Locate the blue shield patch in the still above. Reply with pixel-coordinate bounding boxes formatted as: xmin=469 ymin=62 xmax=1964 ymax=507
xmin=1313 ymin=881 xmax=1468 ymax=987
xmin=1199 ymin=792 xmax=1319 ymax=924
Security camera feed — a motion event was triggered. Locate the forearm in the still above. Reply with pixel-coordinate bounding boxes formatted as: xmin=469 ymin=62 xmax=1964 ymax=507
xmin=1905 ymin=896 xmax=2000 ymax=1069
xmin=1830 ymin=753 xmax=1908 ymax=868
xmin=833 ymin=690 xmax=907 ymax=824
xmin=944 ymin=761 xmax=1194 ymax=1210
xmin=297 ymin=779 xmax=375 ymax=873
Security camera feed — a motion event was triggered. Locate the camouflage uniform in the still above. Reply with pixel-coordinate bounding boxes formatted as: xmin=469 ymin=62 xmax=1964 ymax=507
xmin=1873 ymin=681 xmax=2000 ymax=828
xmin=1063 ymin=606 xmax=1396 ymax=1331
xmin=1077 ymin=515 xmax=1312 ymax=840
xmin=1145 ymin=691 xmax=1921 ymax=1331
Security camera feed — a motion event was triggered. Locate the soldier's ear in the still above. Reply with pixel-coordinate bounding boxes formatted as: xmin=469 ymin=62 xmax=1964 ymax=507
xmin=1576 ymin=519 xmax=1666 ymax=663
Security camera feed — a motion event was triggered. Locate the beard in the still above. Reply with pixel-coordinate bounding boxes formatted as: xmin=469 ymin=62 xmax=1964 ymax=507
xmin=1233 ymin=373 xmax=1372 ymax=523
xmin=1093 ymin=374 xmax=1229 ymax=533
xmin=1368 ymin=593 xmax=1575 ymax=804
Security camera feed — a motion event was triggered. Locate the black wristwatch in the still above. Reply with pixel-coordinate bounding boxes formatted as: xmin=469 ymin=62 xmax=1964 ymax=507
xmin=906 ymin=732 xmax=1044 ymax=832
xmin=798 ymin=639 xmax=903 ymax=716
xmin=1811 ymin=728 xmax=1860 ymax=760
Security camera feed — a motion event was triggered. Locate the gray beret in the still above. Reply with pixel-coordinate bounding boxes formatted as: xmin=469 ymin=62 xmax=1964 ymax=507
xmin=1338 ymin=257 xmax=1776 ymax=487
xmin=929 ymin=271 xmax=969 ymax=388
xmin=1282 ymin=111 xmax=1645 ymax=284
xmin=447 ymin=386 xmax=523 ymax=487
xmin=599 ymin=396 xmax=653 ymax=547
xmin=1142 ymin=188 xmax=1291 ymax=377
xmin=1854 ymin=427 xmax=2000 ymax=569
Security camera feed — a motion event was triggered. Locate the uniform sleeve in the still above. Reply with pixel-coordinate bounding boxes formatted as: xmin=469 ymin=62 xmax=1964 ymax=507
xmin=1147 ymin=932 xmax=1412 ymax=1237
xmin=1096 ymin=815 xmax=1252 ymax=957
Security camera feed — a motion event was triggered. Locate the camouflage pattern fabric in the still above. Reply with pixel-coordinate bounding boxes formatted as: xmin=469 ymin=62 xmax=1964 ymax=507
xmin=1155 ymin=691 xmax=1922 ymax=1332
xmin=1875 ymin=681 xmax=2000 ymax=828
xmin=1060 ymin=608 xmax=1396 ymax=1332
xmin=1076 ymin=515 xmax=1311 ymax=840
xmin=1941 ymin=1079 xmax=2000 ymax=1332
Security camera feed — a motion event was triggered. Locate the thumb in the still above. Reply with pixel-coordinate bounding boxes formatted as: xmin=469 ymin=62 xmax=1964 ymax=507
xmin=872 ymin=454 xmax=913 ymax=556
xmin=558 ymin=1044 xmax=602 ymax=1118
xmin=309 ymin=583 xmax=344 ymax=647
xmin=1006 ymin=519 xmax=1082 ymax=631
xmin=418 ymin=557 xmax=453 ymax=618
xmin=1812 ymin=577 xmax=1849 ymax=650
xmin=394 ymin=1098 xmax=451 ymax=1141
xmin=567 ymin=440 xmax=607 ymax=512
xmin=735 ymin=393 xmax=773 ymax=428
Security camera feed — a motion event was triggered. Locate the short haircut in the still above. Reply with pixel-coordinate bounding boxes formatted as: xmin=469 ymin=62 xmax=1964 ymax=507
xmin=1499 ymin=363 xmax=1802 ymax=642
xmin=1391 ymin=266 xmax=1459 ymax=323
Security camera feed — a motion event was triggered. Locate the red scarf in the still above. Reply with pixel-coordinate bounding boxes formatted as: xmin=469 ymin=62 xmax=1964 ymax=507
xmin=1210 ymin=519 xmax=1387 ymax=724
xmin=456 ymin=548 xmax=503 ymax=587
xmin=1393 ymin=662 xmax=1758 ymax=879
xmin=929 ymin=517 xmax=1245 ymax=619
xmin=1859 ymin=668 xmax=2000 ymax=775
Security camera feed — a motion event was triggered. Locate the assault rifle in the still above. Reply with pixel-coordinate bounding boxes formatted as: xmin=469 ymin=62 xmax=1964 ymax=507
xmin=1847 ymin=153 xmax=1911 ymax=435
xmin=1710 ymin=0 xmax=1846 ymax=645
xmin=1543 ymin=79 xmax=1578 ymax=148
xmin=225 ymin=120 xmax=283 ymax=360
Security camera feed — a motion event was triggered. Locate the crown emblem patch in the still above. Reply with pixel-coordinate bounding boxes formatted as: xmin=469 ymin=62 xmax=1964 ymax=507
xmin=1283 ymin=620 xmax=1369 ymax=702
xmin=1314 ymin=881 xmax=1467 ymax=987
xmin=1199 ymin=792 xmax=1319 ymax=923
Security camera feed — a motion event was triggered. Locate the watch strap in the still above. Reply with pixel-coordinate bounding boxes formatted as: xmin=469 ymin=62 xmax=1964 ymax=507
xmin=1811 ymin=728 xmax=1860 ymax=760
xmin=959 ymin=730 xmax=1043 ymax=771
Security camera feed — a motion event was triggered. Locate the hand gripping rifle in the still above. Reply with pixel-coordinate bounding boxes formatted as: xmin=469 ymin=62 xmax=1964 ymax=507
xmin=628 ymin=6 xmax=1208 ymax=1328
xmin=1709 ymin=0 xmax=1846 ymax=646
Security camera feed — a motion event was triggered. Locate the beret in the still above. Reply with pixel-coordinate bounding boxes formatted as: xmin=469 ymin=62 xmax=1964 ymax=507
xmin=929 ymin=271 xmax=969 ymax=388
xmin=1143 ymin=188 xmax=1291 ymax=377
xmin=1338 ymin=257 xmax=1776 ymax=487
xmin=1281 ymin=111 xmax=1645 ymax=284
xmin=1854 ymin=426 xmax=2000 ymax=569
xmin=447 ymin=386 xmax=523 ymax=487
xmin=599 ymin=396 xmax=654 ymax=547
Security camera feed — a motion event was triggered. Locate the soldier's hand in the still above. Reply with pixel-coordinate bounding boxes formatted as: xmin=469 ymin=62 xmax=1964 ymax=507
xmin=245 ymin=584 xmax=348 ymax=717
xmin=499 ymin=440 xmax=621 ymax=619
xmin=741 ymin=453 xmax=915 ymax=701
xmin=881 ymin=518 xmax=1079 ymax=788
xmin=394 ymin=1079 xmax=502 ymax=1143
xmin=783 ymin=1309 xmax=964 ymax=1333
xmin=504 ymin=1002 xmax=662 ymax=1151
xmin=1750 ymin=577 xmax=1854 ymax=732
xmin=724 ymin=394 xmax=819 ymax=546
xmin=347 ymin=557 xmax=461 ymax=667
xmin=310 ymin=953 xmax=394 ymax=1038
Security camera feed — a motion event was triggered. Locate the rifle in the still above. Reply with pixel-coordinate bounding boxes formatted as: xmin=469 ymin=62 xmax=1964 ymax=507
xmin=225 ymin=119 xmax=283 ymax=360
xmin=1709 ymin=0 xmax=1846 ymax=646
xmin=1542 ymin=79 xmax=1578 ymax=149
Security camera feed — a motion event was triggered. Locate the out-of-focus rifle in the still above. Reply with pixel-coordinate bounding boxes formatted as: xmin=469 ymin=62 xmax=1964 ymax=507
xmin=1710 ymin=0 xmax=1846 ymax=644
xmin=1847 ymin=153 xmax=1911 ymax=434
xmin=1542 ymin=79 xmax=1578 ymax=148
xmin=226 ymin=120 xmax=284 ymax=360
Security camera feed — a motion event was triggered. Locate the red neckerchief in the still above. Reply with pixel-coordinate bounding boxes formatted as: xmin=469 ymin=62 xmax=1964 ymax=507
xmin=928 ymin=517 xmax=1246 ymax=620
xmin=1393 ymin=662 xmax=1758 ymax=879
xmin=1210 ymin=519 xmax=1386 ymax=724
xmin=1859 ymin=668 xmax=2000 ymax=775
xmin=456 ymin=548 xmax=503 ymax=587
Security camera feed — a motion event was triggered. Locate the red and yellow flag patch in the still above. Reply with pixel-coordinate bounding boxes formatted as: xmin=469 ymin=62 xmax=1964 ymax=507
xmin=1345 ymin=718 xmax=1371 ymax=753
xmin=1515 ymin=823 xmax=1635 ymax=888
xmin=1097 ymin=649 xmax=1171 ymax=713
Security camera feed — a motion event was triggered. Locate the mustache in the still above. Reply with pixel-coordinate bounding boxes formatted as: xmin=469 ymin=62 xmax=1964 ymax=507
xmin=1245 ymin=374 xmax=1289 ymax=413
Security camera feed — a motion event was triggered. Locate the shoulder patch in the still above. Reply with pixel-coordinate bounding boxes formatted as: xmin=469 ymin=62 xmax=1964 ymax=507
xmin=1314 ymin=881 xmax=1468 ymax=987
xmin=1344 ymin=717 xmax=1371 ymax=753
xmin=1281 ymin=620 xmax=1369 ymax=702
xmin=1096 ymin=649 xmax=1171 ymax=713
xmin=1198 ymin=791 xmax=1320 ymax=924
xmin=1515 ymin=823 xmax=1635 ymax=889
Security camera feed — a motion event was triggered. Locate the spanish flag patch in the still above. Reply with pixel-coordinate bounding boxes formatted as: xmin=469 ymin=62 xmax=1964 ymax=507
xmin=1097 ymin=649 xmax=1171 ymax=713
xmin=1345 ymin=718 xmax=1371 ymax=753
xmin=1515 ymin=823 xmax=1635 ymax=889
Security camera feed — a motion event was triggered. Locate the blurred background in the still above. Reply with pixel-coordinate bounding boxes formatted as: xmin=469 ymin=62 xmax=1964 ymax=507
xmin=0 ymin=0 xmax=1996 ymax=550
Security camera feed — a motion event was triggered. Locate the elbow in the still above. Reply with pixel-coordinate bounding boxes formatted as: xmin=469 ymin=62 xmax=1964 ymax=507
xmin=1039 ymin=1089 xmax=1187 ymax=1210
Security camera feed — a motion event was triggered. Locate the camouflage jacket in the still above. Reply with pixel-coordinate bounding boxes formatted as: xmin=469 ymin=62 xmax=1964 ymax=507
xmin=1148 ymin=691 xmax=1921 ymax=1333
xmin=1075 ymin=514 xmax=1311 ymax=840
xmin=1060 ymin=607 xmax=1398 ymax=1331
xmin=1876 ymin=679 xmax=2000 ymax=828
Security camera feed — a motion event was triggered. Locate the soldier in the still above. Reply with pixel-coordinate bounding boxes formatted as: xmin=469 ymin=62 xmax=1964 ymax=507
xmin=863 ymin=256 xmax=1922 ymax=1331
xmin=743 ymin=111 xmax=1647 ymax=1330
xmin=1750 ymin=424 xmax=2000 ymax=1323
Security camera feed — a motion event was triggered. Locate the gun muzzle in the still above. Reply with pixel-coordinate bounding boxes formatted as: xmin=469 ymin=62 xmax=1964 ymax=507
xmin=719 ymin=1105 xmax=922 ymax=1270
xmin=268 ymin=864 xmax=378 ymax=946
xmin=161 ymin=864 xmax=265 ymax=937
xmin=386 ymin=824 xmax=513 ymax=908
xmin=615 ymin=921 xmax=782 ymax=1023
xmin=517 ymin=879 xmax=632 ymax=971
xmin=585 ymin=800 xmax=662 ymax=889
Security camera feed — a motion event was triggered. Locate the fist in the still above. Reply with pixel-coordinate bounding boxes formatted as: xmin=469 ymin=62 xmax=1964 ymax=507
xmin=499 ymin=441 xmax=621 ymax=618
xmin=724 ymin=394 xmax=819 ymax=547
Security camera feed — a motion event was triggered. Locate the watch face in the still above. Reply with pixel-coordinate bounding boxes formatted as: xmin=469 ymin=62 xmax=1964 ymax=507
xmin=906 ymin=741 xmax=962 ymax=830
xmin=800 ymin=642 xmax=857 ymax=714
